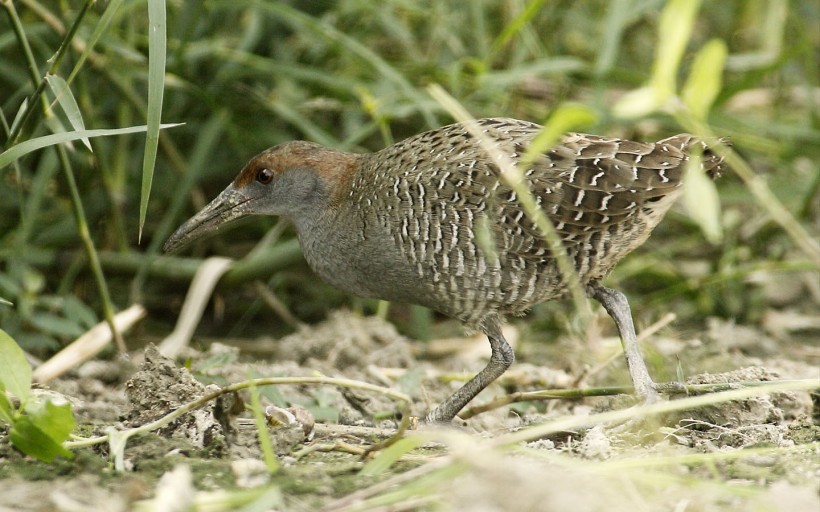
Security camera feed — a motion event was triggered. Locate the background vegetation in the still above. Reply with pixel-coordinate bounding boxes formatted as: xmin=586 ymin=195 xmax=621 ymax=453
xmin=1 ymin=0 xmax=817 ymax=354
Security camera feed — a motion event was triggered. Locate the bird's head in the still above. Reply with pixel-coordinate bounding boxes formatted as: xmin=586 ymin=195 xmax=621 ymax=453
xmin=163 ymin=141 xmax=357 ymax=253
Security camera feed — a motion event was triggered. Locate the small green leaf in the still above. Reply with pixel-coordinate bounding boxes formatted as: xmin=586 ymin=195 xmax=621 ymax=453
xmin=9 ymin=415 xmax=73 ymax=462
xmin=0 ymin=273 xmax=21 ymax=296
xmin=682 ymin=39 xmax=728 ymax=121
xmin=683 ymin=150 xmax=723 ymax=244
xmin=361 ymin=435 xmax=429 ymax=476
xmin=195 ymin=351 xmax=239 ymax=373
xmin=45 ymin=74 xmax=92 ymax=151
xmin=523 ymin=103 xmax=597 ymax=166
xmin=25 ymin=397 xmax=76 ymax=443
xmin=259 ymin=385 xmax=288 ymax=408
xmin=0 ymin=329 xmax=32 ymax=403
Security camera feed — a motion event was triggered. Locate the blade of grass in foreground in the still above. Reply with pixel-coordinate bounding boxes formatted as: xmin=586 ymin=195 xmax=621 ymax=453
xmin=428 ymin=85 xmax=591 ymax=324
xmin=0 ymin=124 xmax=182 ymax=170
xmin=138 ymin=0 xmax=168 ymax=242
xmin=45 ymin=74 xmax=92 ymax=151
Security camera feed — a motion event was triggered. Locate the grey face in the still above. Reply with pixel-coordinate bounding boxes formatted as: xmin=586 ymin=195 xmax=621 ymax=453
xmin=163 ymin=150 xmax=331 ymax=253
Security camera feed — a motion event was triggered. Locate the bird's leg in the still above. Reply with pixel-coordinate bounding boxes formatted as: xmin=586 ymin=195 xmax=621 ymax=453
xmin=587 ymin=282 xmax=661 ymax=404
xmin=425 ymin=315 xmax=515 ymax=423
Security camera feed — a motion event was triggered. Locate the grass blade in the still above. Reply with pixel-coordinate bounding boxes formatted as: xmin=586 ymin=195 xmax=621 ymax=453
xmin=45 ymin=74 xmax=91 ymax=151
xmin=139 ymin=0 xmax=168 ymax=242
xmin=0 ymin=124 xmax=182 ymax=170
xmin=682 ymin=38 xmax=728 ymax=121
xmin=651 ymin=0 xmax=702 ymax=101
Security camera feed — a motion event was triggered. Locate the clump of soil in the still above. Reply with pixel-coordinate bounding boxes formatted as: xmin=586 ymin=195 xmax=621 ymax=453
xmin=667 ymin=366 xmax=815 ymax=449
xmin=124 ymin=345 xmax=239 ymax=456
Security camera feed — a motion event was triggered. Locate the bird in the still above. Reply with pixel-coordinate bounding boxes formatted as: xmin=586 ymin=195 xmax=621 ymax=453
xmin=164 ymin=117 xmax=727 ymax=424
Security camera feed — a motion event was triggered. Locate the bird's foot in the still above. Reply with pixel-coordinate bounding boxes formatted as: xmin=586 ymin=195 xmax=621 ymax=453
xmin=605 ymin=382 xmax=667 ymax=434
xmin=423 ymin=407 xmax=460 ymax=425
xmin=634 ymin=379 xmax=662 ymax=406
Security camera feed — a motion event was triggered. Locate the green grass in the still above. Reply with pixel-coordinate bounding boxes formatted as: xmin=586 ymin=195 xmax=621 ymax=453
xmin=1 ymin=0 xmax=816 ymax=348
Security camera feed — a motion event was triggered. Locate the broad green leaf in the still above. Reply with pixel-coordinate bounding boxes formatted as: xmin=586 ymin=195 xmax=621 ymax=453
xmin=9 ymin=415 xmax=73 ymax=462
xmin=683 ymin=150 xmax=723 ymax=244
xmin=0 ymin=273 xmax=21 ymax=296
xmin=594 ymin=0 xmax=636 ymax=76
xmin=45 ymin=74 xmax=91 ymax=151
xmin=195 ymin=351 xmax=239 ymax=373
xmin=682 ymin=39 xmax=728 ymax=121
xmin=139 ymin=0 xmax=168 ymax=241
xmin=0 ymin=329 xmax=31 ymax=402
xmin=241 ymin=488 xmax=285 ymax=510
xmin=0 ymin=124 xmax=182 ymax=170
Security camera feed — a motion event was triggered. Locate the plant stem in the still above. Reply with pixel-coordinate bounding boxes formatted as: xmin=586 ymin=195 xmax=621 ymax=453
xmin=55 ymin=145 xmax=126 ymax=352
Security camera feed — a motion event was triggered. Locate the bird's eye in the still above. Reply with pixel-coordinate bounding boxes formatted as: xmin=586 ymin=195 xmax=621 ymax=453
xmin=256 ymin=168 xmax=274 ymax=184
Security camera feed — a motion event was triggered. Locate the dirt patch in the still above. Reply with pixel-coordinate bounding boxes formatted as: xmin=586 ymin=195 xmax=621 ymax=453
xmin=1 ymin=310 xmax=818 ymax=511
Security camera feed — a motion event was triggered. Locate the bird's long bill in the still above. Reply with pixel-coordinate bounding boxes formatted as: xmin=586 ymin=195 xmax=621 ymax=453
xmin=163 ymin=185 xmax=251 ymax=253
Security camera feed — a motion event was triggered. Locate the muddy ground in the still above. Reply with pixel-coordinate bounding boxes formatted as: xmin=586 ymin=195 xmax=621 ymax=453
xmin=1 ymin=307 xmax=818 ymax=512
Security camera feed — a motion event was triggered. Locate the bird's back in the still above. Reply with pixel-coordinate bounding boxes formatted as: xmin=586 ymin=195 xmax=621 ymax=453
xmin=342 ymin=118 xmax=724 ymax=326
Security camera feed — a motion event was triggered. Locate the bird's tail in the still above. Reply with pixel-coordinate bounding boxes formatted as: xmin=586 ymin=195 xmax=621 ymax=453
xmin=659 ymin=134 xmax=731 ymax=179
